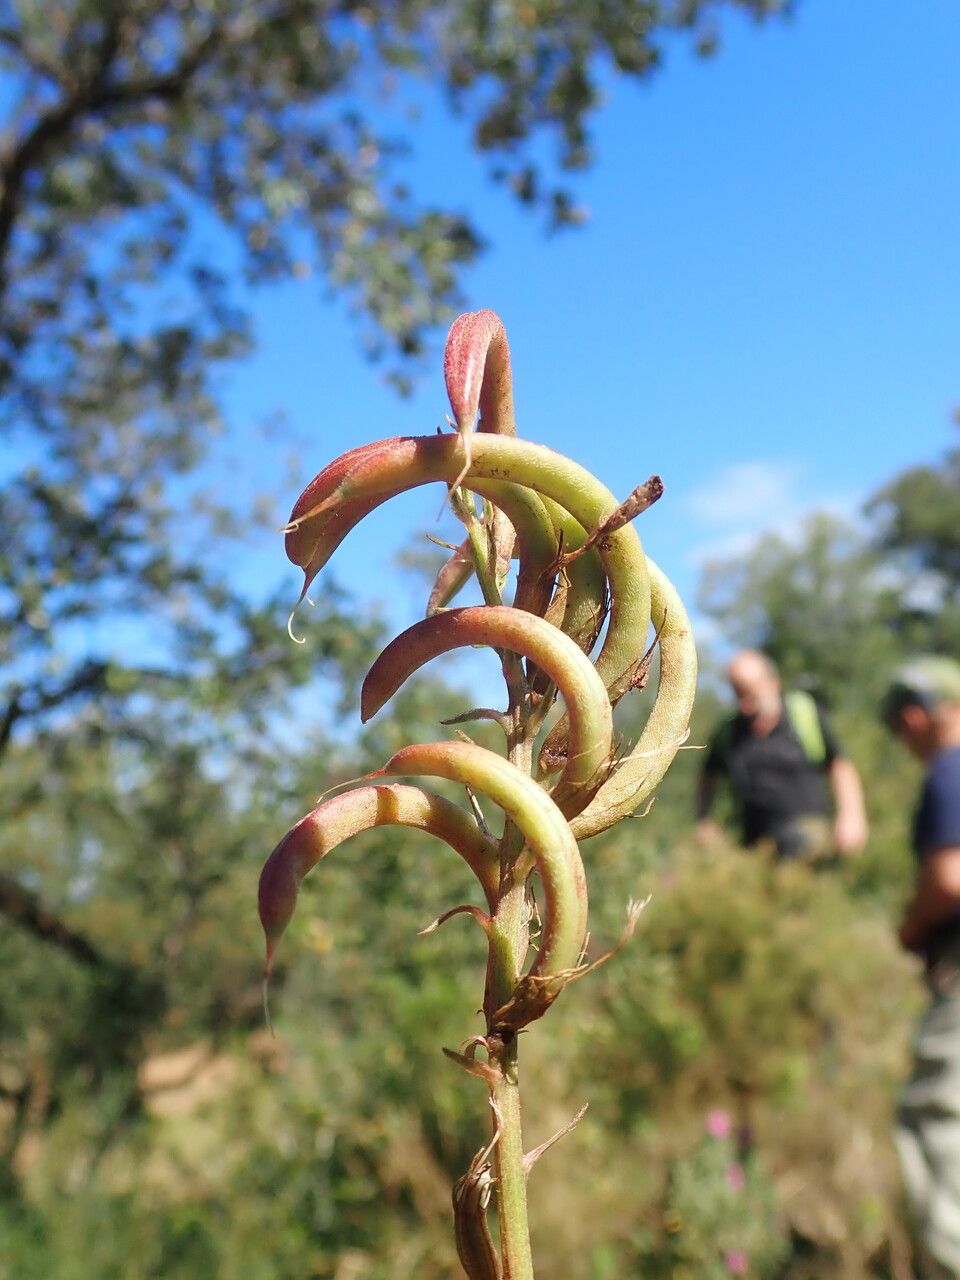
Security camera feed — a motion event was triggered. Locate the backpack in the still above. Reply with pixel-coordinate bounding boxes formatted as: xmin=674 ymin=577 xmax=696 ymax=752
xmin=713 ymin=689 xmax=827 ymax=765
xmin=782 ymin=690 xmax=827 ymax=765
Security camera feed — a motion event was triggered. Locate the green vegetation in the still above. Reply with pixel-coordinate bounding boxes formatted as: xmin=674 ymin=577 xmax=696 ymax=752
xmin=1 ymin=3 xmax=957 ymax=1275
xmin=2 ymin=437 xmax=954 ymax=1276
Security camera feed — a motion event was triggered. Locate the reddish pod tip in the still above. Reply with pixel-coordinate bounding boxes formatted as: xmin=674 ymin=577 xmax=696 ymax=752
xmin=443 ymin=309 xmax=514 ymax=436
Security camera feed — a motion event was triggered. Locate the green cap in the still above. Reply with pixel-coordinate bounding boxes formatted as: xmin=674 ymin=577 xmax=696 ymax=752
xmin=882 ymin=656 xmax=960 ymax=724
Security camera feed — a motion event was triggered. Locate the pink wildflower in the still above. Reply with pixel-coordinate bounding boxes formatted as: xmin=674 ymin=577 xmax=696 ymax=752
xmin=706 ymin=1108 xmax=732 ymax=1139
xmin=725 ymin=1161 xmax=746 ymax=1191
xmin=725 ymin=1248 xmax=748 ymax=1274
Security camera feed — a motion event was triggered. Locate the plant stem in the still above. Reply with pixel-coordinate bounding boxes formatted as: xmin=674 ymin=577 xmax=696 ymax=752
xmin=490 ymin=705 xmax=538 ymax=1275
xmin=460 ymin=492 xmax=537 ymax=1276
xmin=492 ymin=1046 xmax=531 ymax=1279
xmin=488 ymin=873 xmax=534 ymax=1280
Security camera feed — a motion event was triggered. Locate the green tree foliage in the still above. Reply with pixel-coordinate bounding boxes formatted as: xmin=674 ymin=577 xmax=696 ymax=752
xmin=698 ymin=512 xmax=900 ymax=709
xmin=698 ymin=447 xmax=960 ymax=707
xmin=866 ymin=446 xmax=960 ymax=652
xmin=0 ymin=0 xmax=791 ymax=400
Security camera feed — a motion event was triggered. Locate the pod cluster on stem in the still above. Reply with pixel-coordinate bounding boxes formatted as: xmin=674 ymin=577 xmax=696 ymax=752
xmin=258 ymin=309 xmax=697 ymax=1278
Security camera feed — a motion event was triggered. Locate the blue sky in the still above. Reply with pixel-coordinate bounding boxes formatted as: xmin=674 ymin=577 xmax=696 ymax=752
xmin=216 ymin=0 xmax=958 ymax=667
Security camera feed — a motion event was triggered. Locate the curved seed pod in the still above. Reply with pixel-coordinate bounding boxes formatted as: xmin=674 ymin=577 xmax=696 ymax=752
xmin=473 ymin=481 xmax=556 ymax=617
xmin=258 ymin=784 xmax=500 ymax=974
xmin=284 ymin=437 xmax=404 ymax=605
xmin=427 ymin=536 xmax=474 ymax=615
xmin=292 ymin=434 xmax=651 ymax=703
xmin=428 ymin=481 xmax=560 ymax=619
xmin=361 ymin=606 xmax=613 ymax=807
xmin=453 ymin=1144 xmax=502 ymax=1280
xmin=286 ymin=462 xmax=557 ymax=622
xmin=445 ymin=308 xmax=515 ymax=438
xmin=535 ymin=503 xmax=617 ymax=766
xmin=539 ymin=496 xmax=608 ymax=657
xmin=443 ymin=311 xmax=516 ymax=578
xmin=533 ymin=499 xmax=607 ymax=759
xmin=445 ymin=311 xmax=516 ymax=595
xmin=569 ymin=557 xmax=698 ymax=841
xmin=378 ymin=740 xmax=588 ymax=1028
xmin=487 ymin=492 xmax=518 ymax=599
xmin=285 ymin=437 xmax=399 ymax=574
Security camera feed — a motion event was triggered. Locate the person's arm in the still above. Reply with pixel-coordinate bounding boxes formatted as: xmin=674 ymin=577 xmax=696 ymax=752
xmin=899 ymin=846 xmax=960 ymax=954
xmin=814 ymin=707 xmax=868 ymax=856
xmin=827 ymin=756 xmax=869 ymax=856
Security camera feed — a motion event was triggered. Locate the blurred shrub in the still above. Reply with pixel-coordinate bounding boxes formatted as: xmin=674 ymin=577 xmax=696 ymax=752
xmin=655 ymin=1119 xmax=788 ymax=1280
xmin=0 ymin=796 xmax=922 ymax=1278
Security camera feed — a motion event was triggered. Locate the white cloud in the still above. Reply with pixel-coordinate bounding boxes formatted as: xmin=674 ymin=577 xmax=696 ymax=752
xmin=680 ymin=458 xmax=861 ymax=567
xmin=684 ymin=460 xmax=805 ymax=529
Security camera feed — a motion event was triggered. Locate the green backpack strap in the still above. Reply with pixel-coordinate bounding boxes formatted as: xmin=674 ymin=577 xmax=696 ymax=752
xmin=712 ymin=691 xmax=826 ymax=766
xmin=784 ymin=690 xmax=827 ymax=765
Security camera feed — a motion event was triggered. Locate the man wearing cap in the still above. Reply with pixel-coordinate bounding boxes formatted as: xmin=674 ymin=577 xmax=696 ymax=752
xmin=883 ymin=656 xmax=960 ymax=1279
xmin=696 ymin=649 xmax=869 ymax=861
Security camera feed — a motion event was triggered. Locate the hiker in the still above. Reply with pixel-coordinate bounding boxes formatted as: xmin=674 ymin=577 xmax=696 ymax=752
xmin=883 ymin=657 xmax=960 ymax=1280
xmin=696 ymin=650 xmax=868 ymax=860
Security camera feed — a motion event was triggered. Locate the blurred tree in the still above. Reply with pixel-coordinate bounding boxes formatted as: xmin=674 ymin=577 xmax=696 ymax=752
xmin=697 ymin=512 xmax=899 ymax=709
xmin=0 ymin=0 xmax=792 ymax=390
xmin=0 ymin=0 xmax=795 ymax=1040
xmin=866 ymin=445 xmax=960 ymax=653
xmin=698 ymin=447 xmax=960 ymax=709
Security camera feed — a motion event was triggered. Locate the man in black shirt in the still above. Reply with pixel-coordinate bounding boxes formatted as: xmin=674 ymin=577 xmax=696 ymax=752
xmin=696 ymin=650 xmax=868 ymax=860
xmin=884 ymin=657 xmax=960 ymax=1279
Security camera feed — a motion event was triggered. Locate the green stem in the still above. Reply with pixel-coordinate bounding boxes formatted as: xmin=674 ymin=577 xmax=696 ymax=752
xmin=492 ymin=1048 xmax=531 ymax=1280
xmin=457 ymin=485 xmax=538 ymax=1276
xmin=488 ymin=874 xmax=534 ymax=1280
xmin=489 ymin=675 xmax=538 ymax=1275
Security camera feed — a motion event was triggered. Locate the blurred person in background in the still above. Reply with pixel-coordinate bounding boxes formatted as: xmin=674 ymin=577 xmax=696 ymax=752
xmin=696 ymin=649 xmax=869 ymax=861
xmin=884 ymin=657 xmax=960 ymax=1280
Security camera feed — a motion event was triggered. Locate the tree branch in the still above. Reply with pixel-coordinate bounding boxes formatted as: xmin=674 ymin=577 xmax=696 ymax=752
xmin=0 ymin=660 xmax=108 ymax=765
xmin=0 ymin=690 xmax=22 ymax=758
xmin=0 ymin=873 xmax=113 ymax=971
xmin=0 ymin=17 xmax=223 ymax=296
xmin=0 ymin=25 xmax=70 ymax=87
